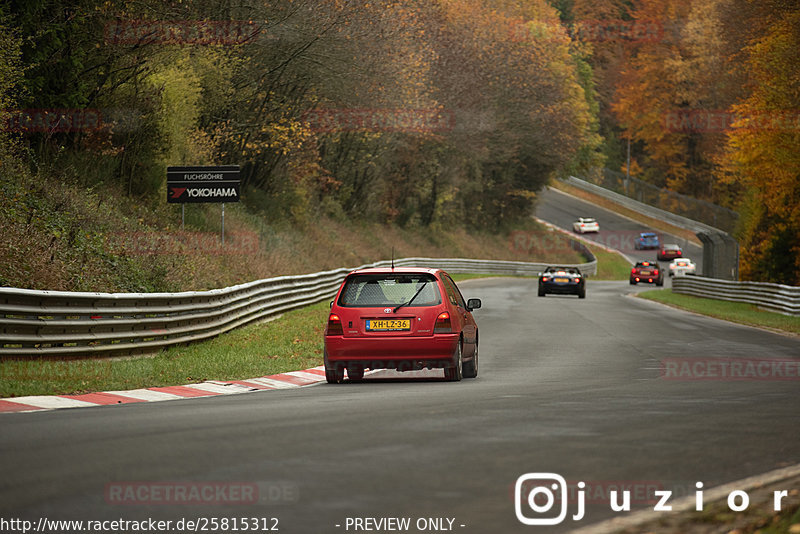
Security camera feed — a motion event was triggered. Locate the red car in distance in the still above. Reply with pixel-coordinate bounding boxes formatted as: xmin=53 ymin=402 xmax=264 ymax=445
xmin=657 ymin=244 xmax=683 ymax=261
xmin=630 ymin=261 xmax=664 ymax=286
xmin=324 ymin=268 xmax=481 ymax=383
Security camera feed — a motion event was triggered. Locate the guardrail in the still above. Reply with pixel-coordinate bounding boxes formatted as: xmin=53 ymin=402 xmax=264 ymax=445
xmin=562 ymin=175 xmax=720 ymax=234
xmin=1 ymin=256 xmax=596 ymax=357
xmin=560 ymin=175 xmax=740 ymax=281
xmin=593 ymin=168 xmax=739 ymax=233
xmin=672 ymin=276 xmax=800 ymax=317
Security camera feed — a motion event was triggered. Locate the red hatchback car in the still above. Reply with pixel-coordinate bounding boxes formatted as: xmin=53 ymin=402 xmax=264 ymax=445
xmin=324 ymin=268 xmax=481 ymax=383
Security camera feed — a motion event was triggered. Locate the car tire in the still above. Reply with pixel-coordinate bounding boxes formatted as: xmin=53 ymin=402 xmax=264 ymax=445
xmin=578 ymin=287 xmax=586 ymax=299
xmin=656 ymin=278 xmax=664 ymax=287
xmin=346 ymin=364 xmax=364 ymax=382
xmin=538 ymin=285 xmax=546 ymax=297
xmin=444 ymin=341 xmax=463 ymax=382
xmin=325 ymin=364 xmax=344 ymax=384
xmin=629 ymin=280 xmax=637 ymax=285
xmin=462 ymin=342 xmax=478 ymax=379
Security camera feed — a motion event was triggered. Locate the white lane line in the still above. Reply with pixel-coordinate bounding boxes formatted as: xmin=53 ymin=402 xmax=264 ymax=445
xmin=105 ymin=389 xmax=185 ymax=402
xmin=230 ymin=380 xmax=274 ymax=390
xmin=534 ymin=216 xmax=638 ymax=266
xmin=284 ymin=371 xmax=326 ymax=382
xmin=3 ymin=396 xmax=98 ymax=409
xmin=183 ymin=382 xmax=254 ymax=395
xmin=245 ymin=377 xmax=299 ymax=389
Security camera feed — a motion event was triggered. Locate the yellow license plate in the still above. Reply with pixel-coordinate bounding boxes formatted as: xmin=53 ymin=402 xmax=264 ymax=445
xmin=554 ymin=277 xmax=569 ymax=283
xmin=367 ymin=319 xmax=411 ymax=331
xmin=640 ymin=270 xmax=652 ymax=275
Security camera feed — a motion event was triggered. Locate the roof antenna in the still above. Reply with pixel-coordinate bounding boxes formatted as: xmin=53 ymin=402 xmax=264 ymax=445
xmin=391 ymin=247 xmax=395 ymax=270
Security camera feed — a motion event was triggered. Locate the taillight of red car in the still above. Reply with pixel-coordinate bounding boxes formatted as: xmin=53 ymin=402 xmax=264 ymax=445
xmin=326 ymin=314 xmax=344 ymax=336
xmin=434 ymin=311 xmax=451 ymax=333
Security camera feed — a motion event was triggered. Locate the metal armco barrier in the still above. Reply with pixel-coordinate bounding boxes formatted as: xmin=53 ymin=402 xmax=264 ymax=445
xmin=562 ymin=175 xmax=740 ymax=280
xmin=0 ymin=256 xmax=596 ymax=357
xmin=672 ymin=276 xmax=800 ymax=317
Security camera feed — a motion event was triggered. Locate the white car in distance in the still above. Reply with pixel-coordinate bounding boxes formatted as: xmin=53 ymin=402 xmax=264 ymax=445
xmin=669 ymin=258 xmax=697 ymax=277
xmin=573 ymin=217 xmax=600 ymax=234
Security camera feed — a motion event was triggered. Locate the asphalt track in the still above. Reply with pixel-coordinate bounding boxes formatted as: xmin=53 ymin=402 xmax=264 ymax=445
xmin=1 ymin=193 xmax=798 ymax=534
xmin=535 ymin=186 xmax=704 ymax=277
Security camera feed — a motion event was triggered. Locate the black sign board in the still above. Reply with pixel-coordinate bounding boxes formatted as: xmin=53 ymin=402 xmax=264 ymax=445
xmin=167 ymin=165 xmax=240 ymax=203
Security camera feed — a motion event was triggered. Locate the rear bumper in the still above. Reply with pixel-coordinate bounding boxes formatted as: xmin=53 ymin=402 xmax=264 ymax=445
xmin=324 ymin=333 xmax=459 ymax=368
xmin=630 ymin=276 xmax=661 ymax=284
xmin=541 ymin=282 xmax=581 ymax=294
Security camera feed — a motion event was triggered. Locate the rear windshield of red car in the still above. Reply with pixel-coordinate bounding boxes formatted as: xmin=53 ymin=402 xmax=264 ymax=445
xmin=337 ymin=274 xmax=442 ymax=307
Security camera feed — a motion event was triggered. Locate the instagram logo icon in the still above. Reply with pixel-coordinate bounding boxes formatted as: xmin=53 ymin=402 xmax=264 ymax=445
xmin=515 ymin=473 xmax=584 ymax=525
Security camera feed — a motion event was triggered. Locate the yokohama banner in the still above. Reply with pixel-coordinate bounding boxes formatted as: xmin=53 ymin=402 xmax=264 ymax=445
xmin=167 ymin=165 xmax=240 ymax=203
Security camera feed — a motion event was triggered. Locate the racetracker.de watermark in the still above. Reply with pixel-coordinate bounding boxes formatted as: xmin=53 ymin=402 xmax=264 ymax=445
xmin=509 ymin=18 xmax=664 ymax=44
xmin=512 ymin=229 xmax=657 ymax=253
xmin=105 ymin=20 xmax=263 ymax=45
xmin=660 ymin=358 xmax=800 ymax=381
xmin=1 ymin=108 xmax=146 ymax=134
xmin=302 ymin=109 xmax=455 ymax=134
xmin=104 ymin=481 xmax=299 ymax=506
xmin=663 ymin=109 xmax=800 ymax=133
xmin=2 ymin=109 xmax=103 ymax=133
xmin=509 ymin=230 xmax=575 ymax=256
xmin=106 ymin=231 xmax=259 ymax=256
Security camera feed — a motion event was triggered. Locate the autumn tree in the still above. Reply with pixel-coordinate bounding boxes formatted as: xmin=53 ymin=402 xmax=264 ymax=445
xmin=720 ymin=6 xmax=800 ymax=284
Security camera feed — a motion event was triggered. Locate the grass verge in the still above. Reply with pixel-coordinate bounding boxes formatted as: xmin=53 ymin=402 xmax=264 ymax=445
xmin=638 ymin=289 xmax=800 ymax=335
xmin=0 ymin=302 xmax=330 ymax=398
xmin=588 ymin=245 xmax=633 ymax=280
xmin=0 ymin=246 xmax=592 ymax=398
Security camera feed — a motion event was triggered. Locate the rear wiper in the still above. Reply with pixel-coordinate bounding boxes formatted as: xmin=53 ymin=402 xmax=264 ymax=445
xmin=394 ymin=283 xmax=427 ymax=313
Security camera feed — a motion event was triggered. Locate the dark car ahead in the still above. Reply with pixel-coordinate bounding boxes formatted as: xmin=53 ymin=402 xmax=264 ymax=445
xmin=538 ymin=266 xmax=586 ymax=299
xmin=630 ymin=261 xmax=664 ymax=286
xmin=635 ymin=232 xmax=660 ymax=250
xmin=324 ymin=268 xmax=481 ymax=383
xmin=657 ymin=244 xmax=683 ymax=261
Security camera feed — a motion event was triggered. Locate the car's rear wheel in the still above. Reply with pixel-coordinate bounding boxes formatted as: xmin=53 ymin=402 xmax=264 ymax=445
xmin=325 ymin=364 xmax=344 ymax=384
xmin=462 ymin=342 xmax=478 ymax=379
xmin=578 ymin=287 xmax=586 ymax=299
xmin=346 ymin=364 xmax=365 ymax=382
xmin=444 ymin=341 xmax=463 ymax=382
xmin=538 ymin=285 xmax=546 ymax=297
